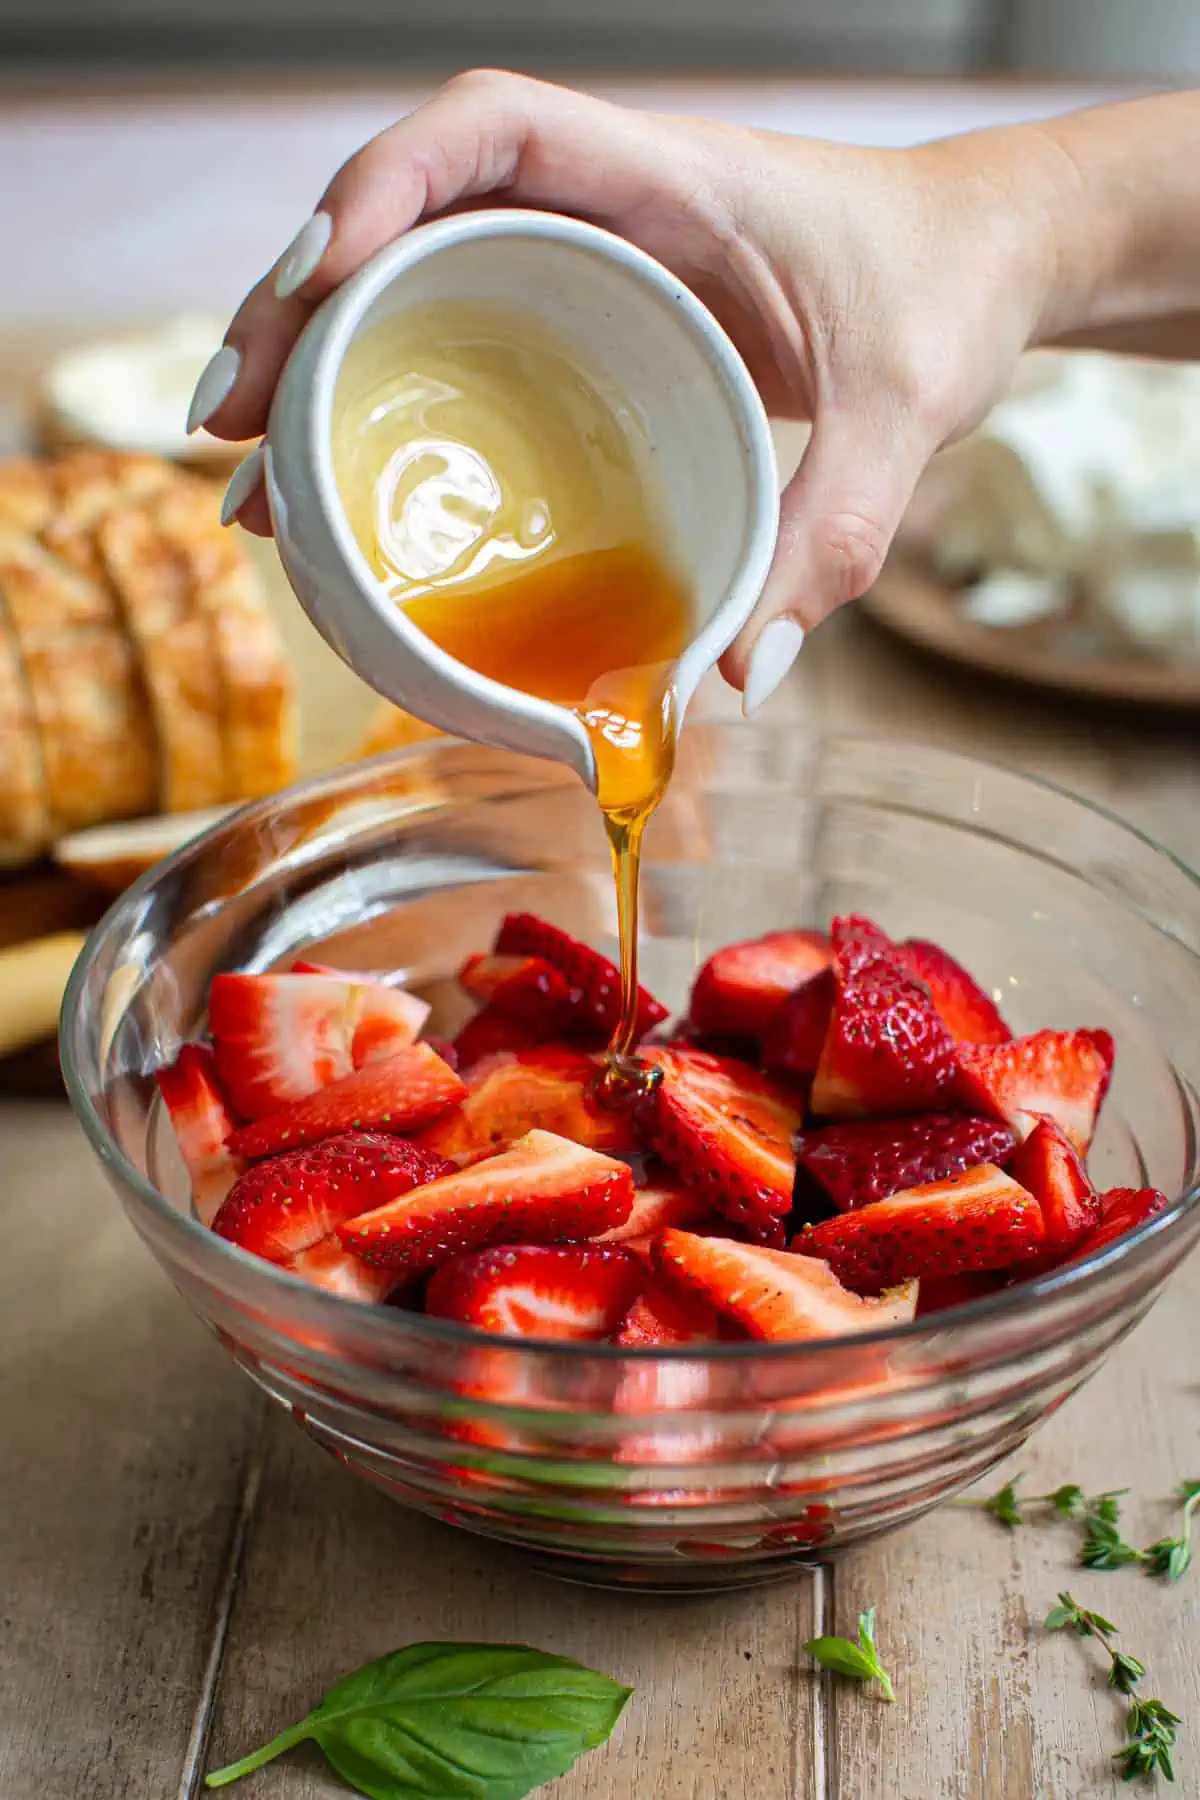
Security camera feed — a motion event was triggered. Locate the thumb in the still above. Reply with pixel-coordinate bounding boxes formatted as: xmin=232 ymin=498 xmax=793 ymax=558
xmin=720 ymin=406 xmax=932 ymax=714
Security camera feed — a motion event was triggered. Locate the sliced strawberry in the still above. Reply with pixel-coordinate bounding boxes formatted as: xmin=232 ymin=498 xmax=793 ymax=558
xmin=898 ymin=940 xmax=1010 ymax=1046
xmin=212 ymin=1130 xmax=453 ymax=1262
xmin=413 ymin=1046 xmax=636 ymax=1166
xmin=209 ymin=969 xmax=431 ymax=1117
xmin=797 ymin=1162 xmax=1045 ymax=1288
xmin=956 ymin=1028 xmax=1114 ymax=1152
xmin=760 ymin=968 xmax=836 ymax=1081
xmin=339 ymin=1129 xmax=635 ymax=1276
xmin=426 ymin=1242 xmax=643 ymax=1339
xmin=832 ymin=913 xmax=895 ymax=965
xmin=155 ymin=1043 xmax=242 ymax=1226
xmin=282 ymin=1235 xmax=401 ymax=1303
xmin=227 ymin=1043 xmax=466 ymax=1159
xmin=689 ymin=929 xmax=831 ymax=1043
xmin=452 ymin=1007 xmax=542 ymax=1068
xmin=1008 ymin=1114 xmax=1100 ymax=1260
xmin=494 ymin=912 xmax=668 ymax=1045
xmin=615 ymin=1279 xmax=721 ymax=1346
xmin=291 ymin=959 xmax=431 ymax=1067
xmin=916 ymin=1271 xmax=1008 ymax=1317
xmin=654 ymin=1229 xmax=918 ymax=1342
xmin=636 ymin=1048 xmax=804 ymax=1245
xmin=591 ymin=1177 xmax=713 ymax=1244
xmin=1072 ymin=1185 xmax=1171 ymax=1261
xmin=792 ymin=1113 xmax=1017 ymax=1222
xmin=810 ymin=929 xmax=960 ymax=1120
xmin=458 ymin=950 xmax=571 ymax=1025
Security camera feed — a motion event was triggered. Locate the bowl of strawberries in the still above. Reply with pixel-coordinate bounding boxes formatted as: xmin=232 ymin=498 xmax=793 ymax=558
xmin=61 ymin=728 xmax=1200 ymax=1588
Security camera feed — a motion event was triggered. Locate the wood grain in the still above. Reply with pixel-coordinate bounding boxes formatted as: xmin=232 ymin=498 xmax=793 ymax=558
xmin=0 ymin=1103 xmax=264 ymax=1800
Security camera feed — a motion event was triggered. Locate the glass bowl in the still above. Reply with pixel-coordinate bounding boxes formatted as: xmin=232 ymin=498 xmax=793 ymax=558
xmin=61 ymin=728 xmax=1200 ymax=1590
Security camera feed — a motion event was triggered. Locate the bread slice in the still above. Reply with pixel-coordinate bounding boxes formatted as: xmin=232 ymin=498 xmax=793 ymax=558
xmin=0 ymin=590 xmax=51 ymax=862
xmin=0 ymin=521 xmax=158 ymax=835
xmin=153 ymin=478 xmax=297 ymax=801
xmin=97 ymin=496 xmax=227 ymax=814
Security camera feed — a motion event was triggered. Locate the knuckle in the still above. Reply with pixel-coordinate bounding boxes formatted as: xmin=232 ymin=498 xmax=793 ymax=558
xmin=815 ymin=510 xmax=890 ymax=604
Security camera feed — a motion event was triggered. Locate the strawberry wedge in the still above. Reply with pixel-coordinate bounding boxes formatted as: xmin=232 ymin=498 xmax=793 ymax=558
xmin=156 ymin=1043 xmax=242 ymax=1226
xmin=591 ymin=1177 xmax=713 ymax=1244
xmin=427 ymin=1242 xmax=643 ymax=1338
xmin=615 ymin=1279 xmax=722 ymax=1347
xmin=289 ymin=960 xmax=430 ymax=1066
xmin=213 ymin=1131 xmax=453 ymax=1262
xmin=494 ymin=912 xmax=668 ymax=1045
xmin=811 ymin=922 xmax=960 ymax=1119
xmin=282 ymin=1235 xmax=403 ymax=1303
xmin=1008 ymin=1114 xmax=1100 ymax=1261
xmin=798 ymin=1163 xmax=1045 ymax=1288
xmin=689 ymin=929 xmax=831 ymax=1043
xmin=1071 ymin=1185 xmax=1171 ymax=1262
xmin=956 ymin=1028 xmax=1114 ymax=1152
xmin=760 ymin=968 xmax=836 ymax=1080
xmin=227 ymin=1043 xmax=466 ymax=1160
xmin=209 ymin=969 xmax=429 ymax=1118
xmin=636 ymin=1048 xmax=804 ymax=1245
xmin=339 ymin=1129 xmax=635 ymax=1276
xmin=898 ymin=940 xmax=1011 ymax=1046
xmin=413 ymin=1046 xmax=636 ymax=1165
xmin=654 ymin=1230 xmax=918 ymax=1342
xmin=792 ymin=1112 xmax=1017 ymax=1221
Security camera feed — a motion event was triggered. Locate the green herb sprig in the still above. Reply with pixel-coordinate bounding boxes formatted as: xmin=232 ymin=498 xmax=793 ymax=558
xmin=803 ymin=1606 xmax=895 ymax=1703
xmin=205 ymin=1642 xmax=631 ymax=1799
xmin=1143 ymin=1482 xmax=1200 ymax=1583
xmin=1045 ymin=1593 xmax=1180 ymax=1783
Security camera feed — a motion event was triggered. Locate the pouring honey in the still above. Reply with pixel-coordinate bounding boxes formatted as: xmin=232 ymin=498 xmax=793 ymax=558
xmin=332 ymin=300 xmax=692 ymax=1068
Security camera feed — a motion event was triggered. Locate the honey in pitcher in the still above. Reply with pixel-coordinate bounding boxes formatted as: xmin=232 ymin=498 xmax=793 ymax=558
xmin=331 ymin=301 xmax=693 ymax=1060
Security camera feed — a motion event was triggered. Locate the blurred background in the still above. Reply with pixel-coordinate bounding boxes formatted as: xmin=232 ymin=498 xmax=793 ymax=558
xmin=1 ymin=0 xmax=1198 ymax=79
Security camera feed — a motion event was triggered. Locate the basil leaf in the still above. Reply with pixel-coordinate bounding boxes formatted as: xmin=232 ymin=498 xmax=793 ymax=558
xmin=206 ymin=1642 xmax=631 ymax=1799
xmin=802 ymin=1635 xmax=878 ymax=1683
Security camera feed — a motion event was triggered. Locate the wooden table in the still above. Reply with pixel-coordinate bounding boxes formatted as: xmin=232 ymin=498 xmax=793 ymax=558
xmin=2 ymin=78 xmax=1198 ymax=1800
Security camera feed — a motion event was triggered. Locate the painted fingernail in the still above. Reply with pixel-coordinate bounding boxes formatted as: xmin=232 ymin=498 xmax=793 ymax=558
xmin=742 ymin=617 xmax=806 ymax=718
xmin=220 ymin=445 xmax=266 ymax=527
xmin=186 ymin=344 xmax=241 ymax=435
xmin=275 ymin=211 xmax=333 ymax=299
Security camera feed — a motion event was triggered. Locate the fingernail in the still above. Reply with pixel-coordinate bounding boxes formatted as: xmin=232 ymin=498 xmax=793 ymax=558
xmin=220 ymin=445 xmax=266 ymax=527
xmin=742 ymin=617 xmax=806 ymax=718
xmin=186 ymin=344 xmax=241 ymax=435
xmin=275 ymin=211 xmax=333 ymax=299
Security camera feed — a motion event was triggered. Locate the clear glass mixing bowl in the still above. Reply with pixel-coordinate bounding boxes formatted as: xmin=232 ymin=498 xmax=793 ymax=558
xmin=61 ymin=729 xmax=1200 ymax=1589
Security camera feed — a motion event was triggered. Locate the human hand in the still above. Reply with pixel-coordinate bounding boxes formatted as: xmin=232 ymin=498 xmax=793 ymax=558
xmin=193 ymin=71 xmax=1075 ymax=707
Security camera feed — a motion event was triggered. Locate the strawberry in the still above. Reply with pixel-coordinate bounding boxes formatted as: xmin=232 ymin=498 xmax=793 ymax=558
xmin=955 ymin=1028 xmax=1114 ymax=1152
xmin=810 ymin=926 xmax=960 ymax=1120
xmin=227 ymin=1042 xmax=466 ymax=1159
xmin=494 ymin=912 xmax=668 ymax=1044
xmin=1007 ymin=1114 xmax=1100 ymax=1260
xmin=797 ymin=1163 xmax=1045 ymax=1288
xmin=288 ymin=960 xmax=430 ymax=1062
xmin=654 ymin=1229 xmax=918 ymax=1342
xmin=426 ymin=1242 xmax=643 ymax=1339
xmin=791 ymin=1113 xmax=1017 ymax=1222
xmin=412 ymin=1046 xmax=637 ymax=1165
xmin=452 ymin=1007 xmax=541 ymax=1068
xmin=898 ymin=940 xmax=1010 ymax=1046
xmin=636 ymin=1048 xmax=804 ymax=1244
xmin=1072 ymin=1185 xmax=1171 ymax=1261
xmin=209 ymin=969 xmax=430 ymax=1118
xmin=458 ymin=952 xmax=571 ymax=1029
xmin=615 ymin=1279 xmax=721 ymax=1347
xmin=916 ymin=1271 xmax=1008 ymax=1317
xmin=155 ymin=1044 xmax=242 ymax=1226
xmin=212 ymin=1131 xmax=453 ymax=1263
xmin=832 ymin=913 xmax=895 ymax=965
xmin=282 ymin=1234 xmax=402 ymax=1303
xmin=689 ymin=929 xmax=831 ymax=1042
xmin=760 ymin=968 xmax=836 ymax=1081
xmin=590 ymin=1177 xmax=713 ymax=1244
xmin=339 ymin=1129 xmax=635 ymax=1276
